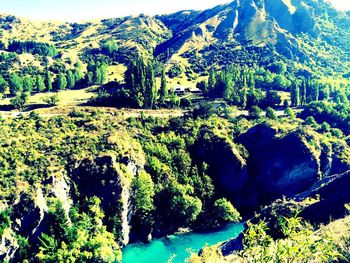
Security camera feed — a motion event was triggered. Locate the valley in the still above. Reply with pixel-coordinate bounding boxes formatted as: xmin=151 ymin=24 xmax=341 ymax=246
xmin=0 ymin=0 xmax=349 ymax=262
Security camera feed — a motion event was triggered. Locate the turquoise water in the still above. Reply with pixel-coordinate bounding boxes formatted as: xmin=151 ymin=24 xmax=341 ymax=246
xmin=122 ymin=223 xmax=244 ymax=263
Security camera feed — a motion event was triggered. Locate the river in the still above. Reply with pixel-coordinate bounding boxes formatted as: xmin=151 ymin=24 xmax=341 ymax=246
xmin=122 ymin=223 xmax=244 ymax=263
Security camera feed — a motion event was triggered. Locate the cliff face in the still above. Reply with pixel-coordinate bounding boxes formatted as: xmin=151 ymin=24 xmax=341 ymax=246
xmin=193 ymin=123 xmax=350 ymax=216
xmin=70 ymin=154 xmax=140 ymax=246
xmin=0 ymin=179 xmax=71 ymax=262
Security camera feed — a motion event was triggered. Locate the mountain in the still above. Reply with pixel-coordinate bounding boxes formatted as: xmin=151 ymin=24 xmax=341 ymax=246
xmin=0 ymin=0 xmax=349 ymax=82
xmin=155 ymin=0 xmax=350 ymax=76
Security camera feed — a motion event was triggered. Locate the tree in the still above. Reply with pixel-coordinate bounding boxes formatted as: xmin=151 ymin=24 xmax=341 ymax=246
xmin=57 ymin=73 xmax=67 ymax=90
xmin=159 ymin=68 xmax=168 ymax=104
xmin=241 ymin=87 xmax=247 ymax=109
xmin=73 ymin=67 xmax=83 ymax=84
xmin=124 ymin=57 xmax=156 ymax=108
xmin=267 ymin=61 xmax=287 ymax=74
xmin=249 ymin=105 xmax=262 ymax=118
xmin=43 ymin=94 xmax=59 ymax=106
xmin=168 ymin=183 xmax=202 ymax=226
xmin=10 ymin=92 xmax=28 ymax=110
xmin=101 ymin=39 xmax=118 ymax=56
xmin=94 ymin=63 xmax=108 ymax=85
xmin=144 ymin=63 xmax=157 ymax=109
xmin=36 ymin=75 xmax=46 ymax=92
xmin=212 ymin=198 xmax=241 ymax=226
xmin=301 ymin=79 xmax=307 ymax=105
xmin=196 ymin=80 xmax=208 ymax=94
xmin=132 ymin=171 xmax=155 ymax=230
xmin=45 ymin=70 xmax=52 ymax=92
xmin=291 ymin=82 xmax=300 ymax=107
xmin=264 ymin=90 xmax=281 ymax=107
xmin=9 ymin=73 xmax=22 ymax=95
xmin=22 ymin=75 xmax=34 ymax=93
xmin=265 ymin=107 xmax=277 ymax=120
xmin=67 ymin=70 xmax=76 ymax=89
xmin=284 ymin=107 xmax=295 ymax=120
xmin=0 ymin=75 xmax=8 ymax=94
xmin=208 ymin=69 xmax=217 ymax=96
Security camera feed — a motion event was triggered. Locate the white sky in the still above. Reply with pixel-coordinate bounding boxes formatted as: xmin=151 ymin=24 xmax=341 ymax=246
xmin=0 ymin=0 xmax=348 ymax=22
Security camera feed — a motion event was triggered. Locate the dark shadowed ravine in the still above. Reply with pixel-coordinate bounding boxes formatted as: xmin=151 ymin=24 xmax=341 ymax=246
xmin=122 ymin=223 xmax=244 ymax=263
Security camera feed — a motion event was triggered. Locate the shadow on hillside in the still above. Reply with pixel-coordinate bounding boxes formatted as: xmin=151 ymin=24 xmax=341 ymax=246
xmin=0 ymin=105 xmax=13 ymax=111
xmin=23 ymin=104 xmax=52 ymax=112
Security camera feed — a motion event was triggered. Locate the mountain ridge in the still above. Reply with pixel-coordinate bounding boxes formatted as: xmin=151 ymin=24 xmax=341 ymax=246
xmin=0 ymin=0 xmax=349 ymax=81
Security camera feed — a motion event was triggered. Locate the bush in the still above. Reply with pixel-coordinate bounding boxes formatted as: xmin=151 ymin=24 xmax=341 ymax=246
xmin=43 ymin=94 xmax=59 ymax=106
xmin=213 ymin=198 xmax=241 ymax=226
xmin=10 ymin=92 xmax=29 ymax=110
xmin=249 ymin=106 xmax=262 ymax=118
xmin=265 ymin=107 xmax=277 ymax=120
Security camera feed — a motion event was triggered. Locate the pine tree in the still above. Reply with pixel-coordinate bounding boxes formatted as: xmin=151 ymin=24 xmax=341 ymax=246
xmin=23 ymin=75 xmax=33 ymax=93
xmin=301 ymin=79 xmax=307 ymax=105
xmin=291 ymin=82 xmax=300 ymax=107
xmin=45 ymin=70 xmax=53 ymax=92
xmin=9 ymin=73 xmax=23 ymax=95
xmin=159 ymin=68 xmax=168 ymax=104
xmin=36 ymin=75 xmax=46 ymax=92
xmin=144 ymin=63 xmax=156 ymax=109
xmin=208 ymin=69 xmax=216 ymax=97
xmin=67 ymin=70 xmax=76 ymax=89
xmin=241 ymin=87 xmax=247 ymax=109
xmin=0 ymin=75 xmax=8 ymax=94
xmin=57 ymin=73 xmax=67 ymax=90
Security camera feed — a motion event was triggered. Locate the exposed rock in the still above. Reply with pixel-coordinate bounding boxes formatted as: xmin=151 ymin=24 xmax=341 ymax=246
xmin=70 ymin=154 xmax=140 ymax=246
xmin=221 ymin=232 xmax=245 ymax=256
xmin=234 ymin=124 xmax=320 ymax=213
xmin=192 ymin=129 xmax=249 ymax=209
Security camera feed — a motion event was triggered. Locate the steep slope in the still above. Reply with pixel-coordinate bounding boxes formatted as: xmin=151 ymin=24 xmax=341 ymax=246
xmin=156 ymin=0 xmax=350 ymax=76
xmin=0 ymin=14 xmax=171 ymax=78
xmin=1 ymin=0 xmax=348 ymax=81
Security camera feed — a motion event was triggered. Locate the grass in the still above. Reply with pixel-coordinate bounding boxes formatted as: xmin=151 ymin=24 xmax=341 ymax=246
xmin=0 ymin=87 xmax=97 ymax=112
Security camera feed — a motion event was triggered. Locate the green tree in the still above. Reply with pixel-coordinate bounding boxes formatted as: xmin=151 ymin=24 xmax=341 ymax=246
xmin=10 ymin=92 xmax=28 ymax=110
xmin=133 ymin=171 xmax=155 ymax=230
xmin=212 ymin=198 xmax=241 ymax=226
xmin=208 ymin=69 xmax=217 ymax=96
xmin=144 ymin=63 xmax=157 ymax=109
xmin=291 ymin=82 xmax=300 ymax=107
xmin=67 ymin=70 xmax=76 ymax=89
xmin=249 ymin=105 xmax=262 ymax=118
xmin=264 ymin=90 xmax=281 ymax=107
xmin=9 ymin=73 xmax=23 ymax=95
xmin=101 ymin=39 xmax=118 ymax=55
xmin=57 ymin=73 xmax=67 ymax=90
xmin=159 ymin=68 xmax=168 ymax=104
xmin=22 ymin=75 xmax=34 ymax=93
xmin=284 ymin=107 xmax=295 ymax=120
xmin=265 ymin=107 xmax=277 ymax=120
xmin=0 ymin=75 xmax=8 ymax=94
xmin=45 ymin=70 xmax=53 ymax=92
xmin=196 ymin=80 xmax=208 ymax=94
xmin=36 ymin=75 xmax=46 ymax=92
xmin=43 ymin=94 xmax=59 ymax=106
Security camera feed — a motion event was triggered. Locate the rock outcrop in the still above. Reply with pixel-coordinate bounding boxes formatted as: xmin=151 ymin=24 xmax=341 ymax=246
xmin=70 ymin=154 xmax=138 ymax=246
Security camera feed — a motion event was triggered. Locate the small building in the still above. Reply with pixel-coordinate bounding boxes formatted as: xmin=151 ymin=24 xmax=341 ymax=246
xmin=173 ymin=86 xmax=186 ymax=96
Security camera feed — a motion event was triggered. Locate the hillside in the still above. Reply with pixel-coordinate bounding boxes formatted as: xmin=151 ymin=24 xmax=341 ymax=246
xmin=0 ymin=0 xmax=349 ymax=84
xmin=155 ymin=0 xmax=350 ymax=77
xmin=0 ymin=1 xmax=349 ymax=262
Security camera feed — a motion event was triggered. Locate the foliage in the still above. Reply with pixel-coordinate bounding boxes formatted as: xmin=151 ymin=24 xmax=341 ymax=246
xmin=10 ymin=92 xmax=29 ymax=110
xmin=212 ymin=198 xmax=241 ymax=226
xmin=7 ymin=40 xmax=58 ymax=57
xmin=43 ymin=94 xmax=59 ymax=106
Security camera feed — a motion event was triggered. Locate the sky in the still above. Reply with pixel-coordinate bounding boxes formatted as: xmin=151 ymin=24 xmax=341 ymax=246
xmin=0 ymin=0 xmax=349 ymax=22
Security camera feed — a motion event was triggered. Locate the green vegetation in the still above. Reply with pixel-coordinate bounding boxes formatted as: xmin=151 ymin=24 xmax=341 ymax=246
xmin=0 ymin=1 xmax=349 ymax=262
